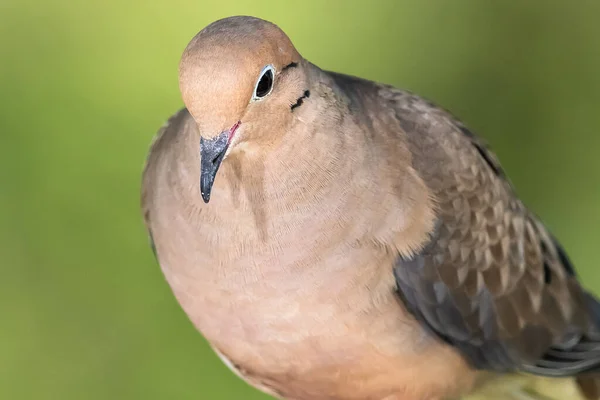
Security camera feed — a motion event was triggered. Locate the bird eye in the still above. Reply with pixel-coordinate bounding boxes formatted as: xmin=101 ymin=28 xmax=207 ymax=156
xmin=252 ymin=65 xmax=275 ymax=100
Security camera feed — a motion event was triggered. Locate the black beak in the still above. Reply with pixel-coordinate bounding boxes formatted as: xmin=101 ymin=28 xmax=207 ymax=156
xmin=200 ymin=130 xmax=230 ymax=203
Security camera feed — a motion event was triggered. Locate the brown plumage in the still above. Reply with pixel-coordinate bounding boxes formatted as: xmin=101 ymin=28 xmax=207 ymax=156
xmin=141 ymin=16 xmax=600 ymax=400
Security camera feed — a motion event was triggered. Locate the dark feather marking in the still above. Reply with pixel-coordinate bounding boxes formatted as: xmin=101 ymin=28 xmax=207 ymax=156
xmin=553 ymin=236 xmax=577 ymax=277
xmin=458 ymin=125 xmax=476 ymax=138
xmin=282 ymin=62 xmax=298 ymax=71
xmin=473 ymin=142 xmax=502 ymax=176
xmin=290 ymin=90 xmax=310 ymax=111
xmin=457 ymin=125 xmax=506 ymax=178
xmin=543 ymin=262 xmax=552 ymax=284
xmin=148 ymin=229 xmax=157 ymax=259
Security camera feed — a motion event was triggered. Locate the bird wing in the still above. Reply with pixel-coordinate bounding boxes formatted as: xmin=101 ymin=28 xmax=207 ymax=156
xmin=379 ymin=86 xmax=600 ymax=376
xmin=141 ymin=107 xmax=193 ymax=258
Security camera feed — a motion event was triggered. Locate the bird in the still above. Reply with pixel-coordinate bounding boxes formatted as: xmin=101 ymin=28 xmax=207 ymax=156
xmin=141 ymin=15 xmax=600 ymax=400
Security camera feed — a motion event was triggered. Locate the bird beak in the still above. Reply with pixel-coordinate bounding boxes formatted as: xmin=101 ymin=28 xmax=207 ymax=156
xmin=200 ymin=130 xmax=230 ymax=203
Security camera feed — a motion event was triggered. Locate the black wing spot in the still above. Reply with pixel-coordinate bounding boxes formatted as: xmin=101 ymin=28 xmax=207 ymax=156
xmin=457 ymin=125 xmax=506 ymax=178
xmin=542 ymin=233 xmax=576 ymax=278
xmin=553 ymin=236 xmax=576 ymax=277
xmin=473 ymin=142 xmax=503 ymax=177
xmin=543 ymin=262 xmax=552 ymax=284
xmin=459 ymin=125 xmax=476 ymax=138
xmin=540 ymin=239 xmax=549 ymax=255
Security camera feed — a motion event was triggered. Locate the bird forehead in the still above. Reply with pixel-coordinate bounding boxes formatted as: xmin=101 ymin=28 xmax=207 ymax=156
xmin=197 ymin=16 xmax=294 ymax=52
xmin=180 ymin=17 xmax=298 ymax=77
xmin=179 ymin=54 xmax=260 ymax=119
xmin=183 ymin=54 xmax=255 ymax=90
xmin=183 ymin=39 xmax=287 ymax=75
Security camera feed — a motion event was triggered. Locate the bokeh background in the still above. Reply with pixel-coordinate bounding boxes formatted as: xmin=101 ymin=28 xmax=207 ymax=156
xmin=2 ymin=1 xmax=600 ymax=399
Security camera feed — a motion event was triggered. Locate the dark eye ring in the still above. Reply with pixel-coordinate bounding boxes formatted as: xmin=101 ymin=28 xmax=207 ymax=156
xmin=252 ymin=65 xmax=275 ymax=100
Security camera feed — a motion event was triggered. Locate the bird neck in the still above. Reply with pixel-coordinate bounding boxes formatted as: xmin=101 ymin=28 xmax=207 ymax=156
xmin=217 ymin=117 xmax=350 ymax=212
xmin=210 ymin=72 xmax=356 ymax=215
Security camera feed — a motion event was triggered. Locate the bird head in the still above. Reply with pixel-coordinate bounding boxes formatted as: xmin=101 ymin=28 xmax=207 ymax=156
xmin=178 ymin=16 xmax=308 ymax=203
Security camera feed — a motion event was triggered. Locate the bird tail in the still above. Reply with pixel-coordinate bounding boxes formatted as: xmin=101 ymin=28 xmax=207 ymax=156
xmin=575 ymin=293 xmax=600 ymax=399
xmin=465 ymin=374 xmax=593 ymax=400
xmin=577 ymin=376 xmax=600 ymax=400
xmin=504 ymin=292 xmax=600 ymax=400
xmin=584 ymin=292 xmax=600 ymax=334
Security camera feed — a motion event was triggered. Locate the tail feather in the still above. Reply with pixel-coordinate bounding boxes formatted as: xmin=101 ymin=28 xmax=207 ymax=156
xmin=511 ymin=293 xmax=600 ymax=398
xmin=574 ymin=293 xmax=600 ymax=399
xmin=465 ymin=374 xmax=591 ymax=400
xmin=577 ymin=376 xmax=600 ymax=400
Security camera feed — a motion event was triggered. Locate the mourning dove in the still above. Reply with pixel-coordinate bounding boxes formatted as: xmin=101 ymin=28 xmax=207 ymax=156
xmin=141 ymin=16 xmax=600 ymax=400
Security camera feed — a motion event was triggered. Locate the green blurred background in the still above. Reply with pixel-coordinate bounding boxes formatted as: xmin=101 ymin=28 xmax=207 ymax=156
xmin=2 ymin=1 xmax=600 ymax=399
